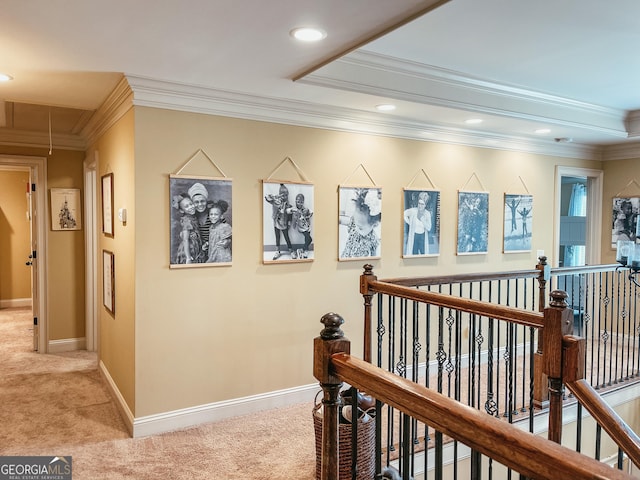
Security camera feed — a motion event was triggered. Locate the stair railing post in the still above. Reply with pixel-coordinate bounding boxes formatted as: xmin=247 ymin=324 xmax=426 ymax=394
xmin=360 ymin=264 xmax=377 ymax=363
xmin=534 ymin=256 xmax=551 ymax=409
xmin=542 ymin=290 xmax=574 ymax=444
xmin=313 ymin=313 xmax=351 ymax=480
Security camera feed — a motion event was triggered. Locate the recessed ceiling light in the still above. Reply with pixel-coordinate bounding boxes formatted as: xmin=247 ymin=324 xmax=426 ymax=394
xmin=0 ymin=73 xmax=13 ymax=82
xmin=290 ymin=27 xmax=326 ymax=42
xmin=535 ymin=128 xmax=551 ymax=134
xmin=376 ymin=104 xmax=396 ymax=112
xmin=465 ymin=118 xmax=483 ymax=124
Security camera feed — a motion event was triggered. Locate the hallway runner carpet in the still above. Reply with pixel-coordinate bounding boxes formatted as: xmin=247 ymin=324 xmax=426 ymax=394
xmin=0 ymin=307 xmax=316 ymax=480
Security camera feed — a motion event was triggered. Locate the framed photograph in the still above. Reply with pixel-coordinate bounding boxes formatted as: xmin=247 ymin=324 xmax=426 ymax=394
xmin=170 ymin=175 xmax=233 ymax=268
xmin=101 ymin=173 xmax=114 ymax=237
xmin=457 ymin=191 xmax=489 ymax=255
xmin=338 ymin=186 xmax=382 ymax=261
xmin=262 ymin=180 xmax=314 ymax=264
xmin=503 ymin=194 xmax=533 ymax=253
xmin=103 ymin=250 xmax=115 ymax=314
xmin=403 ymin=188 xmax=440 ymax=257
xmin=50 ymin=188 xmax=81 ymax=231
xmin=611 ymin=196 xmax=639 ymax=248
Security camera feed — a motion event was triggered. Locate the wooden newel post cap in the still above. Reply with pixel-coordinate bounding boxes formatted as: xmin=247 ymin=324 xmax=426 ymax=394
xmin=549 ymin=290 xmax=568 ymax=308
xmin=314 ymin=313 xmax=351 ymax=384
xmin=320 ymin=312 xmax=345 ymax=340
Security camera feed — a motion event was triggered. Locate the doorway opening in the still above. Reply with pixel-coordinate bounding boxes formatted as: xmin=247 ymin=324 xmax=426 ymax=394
xmin=555 ymin=166 xmax=603 ymax=268
xmin=0 ymin=155 xmax=48 ymax=353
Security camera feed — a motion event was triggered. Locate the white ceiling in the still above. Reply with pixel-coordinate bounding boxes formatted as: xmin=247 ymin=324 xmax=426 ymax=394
xmin=2 ymin=0 xmax=640 ymax=157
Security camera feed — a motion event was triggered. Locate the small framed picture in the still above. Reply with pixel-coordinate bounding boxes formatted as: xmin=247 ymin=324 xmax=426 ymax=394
xmin=457 ymin=191 xmax=489 ymax=255
xmin=262 ymin=181 xmax=314 ymax=263
xmin=611 ymin=197 xmax=639 ymax=248
xmin=101 ymin=173 xmax=114 ymax=237
xmin=169 ymin=175 xmax=233 ymax=268
xmin=103 ymin=250 xmax=115 ymax=315
xmin=50 ymin=188 xmax=81 ymax=231
xmin=403 ymin=188 xmax=440 ymax=257
xmin=338 ymin=186 xmax=382 ymax=261
xmin=503 ymin=194 xmax=533 ymax=253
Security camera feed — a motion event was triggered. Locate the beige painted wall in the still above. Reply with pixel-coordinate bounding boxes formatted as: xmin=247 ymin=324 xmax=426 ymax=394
xmin=0 ymin=169 xmax=31 ymax=301
xmin=602 ymin=157 xmax=640 ymax=264
xmin=0 ymin=146 xmax=85 ymax=341
xmin=88 ymin=108 xmax=137 ymax=413
xmin=132 ymin=106 xmax=602 ymax=417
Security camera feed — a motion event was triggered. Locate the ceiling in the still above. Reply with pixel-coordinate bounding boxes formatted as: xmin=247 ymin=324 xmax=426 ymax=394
xmin=2 ymin=0 xmax=640 ymax=158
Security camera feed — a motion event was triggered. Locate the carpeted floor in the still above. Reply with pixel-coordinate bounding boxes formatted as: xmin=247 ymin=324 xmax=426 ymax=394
xmin=0 ymin=307 xmax=316 ymax=480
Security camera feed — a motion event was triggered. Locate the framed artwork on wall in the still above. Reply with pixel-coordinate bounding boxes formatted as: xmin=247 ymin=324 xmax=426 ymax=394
xmin=262 ymin=180 xmax=314 ymax=264
xmin=338 ymin=186 xmax=382 ymax=261
xmin=101 ymin=173 xmax=114 ymax=237
xmin=611 ymin=196 xmax=639 ymax=248
xmin=503 ymin=194 xmax=533 ymax=253
xmin=402 ymin=188 xmax=440 ymax=257
xmin=103 ymin=249 xmax=115 ymax=315
xmin=50 ymin=188 xmax=81 ymax=231
xmin=457 ymin=190 xmax=489 ymax=255
xmin=169 ymin=175 xmax=233 ymax=268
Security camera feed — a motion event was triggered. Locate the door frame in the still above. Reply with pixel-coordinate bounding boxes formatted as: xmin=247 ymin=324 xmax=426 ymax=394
xmin=0 ymin=155 xmax=48 ymax=353
xmin=84 ymin=153 xmax=98 ymax=352
xmin=554 ymin=166 xmax=603 ymax=267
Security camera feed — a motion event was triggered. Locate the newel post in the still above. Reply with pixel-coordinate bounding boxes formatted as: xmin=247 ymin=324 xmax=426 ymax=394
xmin=542 ymin=290 xmax=574 ymax=444
xmin=313 ymin=313 xmax=351 ymax=480
xmin=360 ymin=264 xmax=377 ymax=363
xmin=534 ymin=256 xmax=551 ymax=408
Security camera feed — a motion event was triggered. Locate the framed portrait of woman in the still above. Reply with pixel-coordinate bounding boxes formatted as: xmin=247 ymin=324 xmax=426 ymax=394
xmin=262 ymin=180 xmax=314 ymax=264
xmin=402 ymin=188 xmax=440 ymax=258
xmin=338 ymin=186 xmax=382 ymax=261
xmin=457 ymin=191 xmax=489 ymax=255
xmin=169 ymin=175 xmax=233 ymax=268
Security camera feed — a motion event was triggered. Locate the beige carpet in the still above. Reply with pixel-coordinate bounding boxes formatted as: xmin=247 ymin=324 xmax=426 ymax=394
xmin=0 ymin=307 xmax=316 ymax=479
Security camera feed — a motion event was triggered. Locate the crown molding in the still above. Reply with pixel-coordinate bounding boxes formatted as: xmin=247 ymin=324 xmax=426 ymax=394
xmin=125 ymin=74 xmax=603 ymax=160
xmin=82 ymin=76 xmax=134 ymax=147
xmin=0 ymin=128 xmax=85 ymax=151
xmin=601 ymin=141 xmax=640 ymax=161
xmin=299 ymin=50 xmax=627 ymax=140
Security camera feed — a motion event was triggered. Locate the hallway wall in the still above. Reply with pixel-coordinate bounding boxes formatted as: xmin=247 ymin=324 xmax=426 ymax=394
xmin=131 ymin=106 xmax=602 ymax=419
xmin=0 ymin=147 xmax=85 ymax=342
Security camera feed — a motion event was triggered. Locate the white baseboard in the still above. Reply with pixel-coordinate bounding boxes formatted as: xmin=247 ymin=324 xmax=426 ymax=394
xmin=98 ymin=359 xmax=318 ymax=438
xmin=132 ymin=382 xmax=319 ymax=438
xmin=48 ymin=337 xmax=86 ymax=353
xmin=0 ymin=298 xmax=32 ymax=308
xmin=99 ymin=360 xmax=134 ymax=436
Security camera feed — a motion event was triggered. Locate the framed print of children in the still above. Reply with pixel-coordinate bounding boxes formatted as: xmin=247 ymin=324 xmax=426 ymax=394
xmin=169 ymin=175 xmax=233 ymax=268
xmin=338 ymin=186 xmax=382 ymax=261
xmin=262 ymin=181 xmax=314 ymax=263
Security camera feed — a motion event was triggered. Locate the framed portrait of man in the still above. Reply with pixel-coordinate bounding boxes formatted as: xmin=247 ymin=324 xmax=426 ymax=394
xmin=402 ymin=188 xmax=440 ymax=257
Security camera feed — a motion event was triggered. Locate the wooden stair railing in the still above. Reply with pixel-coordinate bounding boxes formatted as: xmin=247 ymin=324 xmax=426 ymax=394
xmin=314 ymin=312 xmax=635 ymax=480
xmin=562 ymin=335 xmax=640 ymax=469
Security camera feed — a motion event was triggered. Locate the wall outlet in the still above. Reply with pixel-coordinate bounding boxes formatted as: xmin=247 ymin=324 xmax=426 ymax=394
xmin=536 ymin=249 xmax=544 ymax=258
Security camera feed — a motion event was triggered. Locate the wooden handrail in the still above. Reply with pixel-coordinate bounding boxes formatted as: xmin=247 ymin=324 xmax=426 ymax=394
xmin=330 ymin=352 xmax=635 ymax=480
xmin=566 ymin=378 xmax=640 ymax=469
xmin=365 ymin=278 xmax=544 ymax=328
xmin=380 ymin=268 xmax=540 ymax=287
